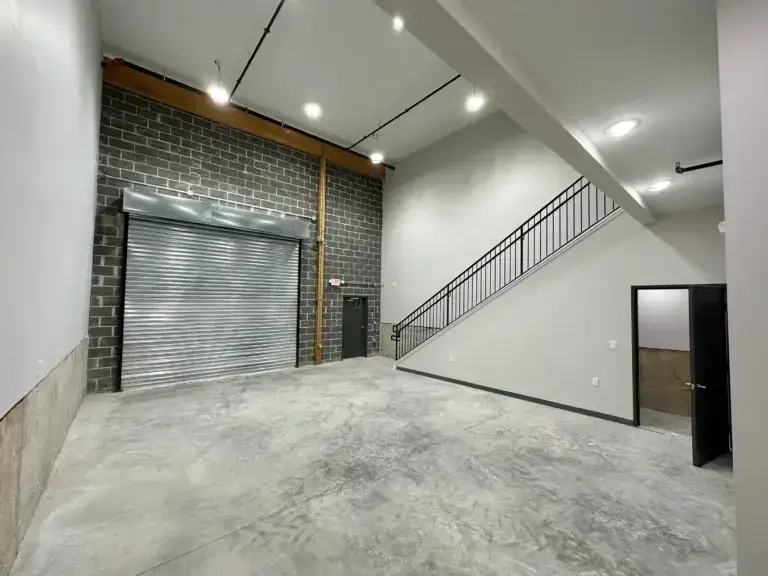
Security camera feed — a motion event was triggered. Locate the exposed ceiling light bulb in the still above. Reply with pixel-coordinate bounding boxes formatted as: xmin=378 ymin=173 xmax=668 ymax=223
xmin=303 ymin=102 xmax=322 ymax=120
xmin=207 ymin=84 xmax=230 ymax=106
xmin=606 ymin=118 xmax=638 ymax=138
xmin=370 ymin=152 xmax=384 ymax=165
xmin=465 ymin=93 xmax=486 ymax=113
xmin=649 ymin=180 xmax=670 ymax=192
xmin=393 ymin=15 xmax=404 ymax=32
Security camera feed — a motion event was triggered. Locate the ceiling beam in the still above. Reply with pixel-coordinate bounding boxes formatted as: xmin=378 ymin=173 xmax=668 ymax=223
xmin=372 ymin=0 xmax=653 ymax=223
xmin=102 ymin=59 xmax=386 ymax=180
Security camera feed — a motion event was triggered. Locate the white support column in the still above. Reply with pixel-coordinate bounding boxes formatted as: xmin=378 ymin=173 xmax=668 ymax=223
xmin=717 ymin=1 xmax=768 ymax=573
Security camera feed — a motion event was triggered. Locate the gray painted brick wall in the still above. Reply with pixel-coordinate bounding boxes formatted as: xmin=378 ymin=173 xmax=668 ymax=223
xmin=88 ymin=84 xmax=382 ymax=392
xmin=323 ymin=165 xmax=383 ymax=361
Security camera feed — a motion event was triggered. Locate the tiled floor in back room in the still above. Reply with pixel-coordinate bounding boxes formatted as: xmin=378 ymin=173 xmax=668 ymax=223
xmin=12 ymin=357 xmax=734 ymax=576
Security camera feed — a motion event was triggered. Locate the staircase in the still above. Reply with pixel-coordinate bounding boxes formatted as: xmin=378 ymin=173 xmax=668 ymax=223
xmin=391 ymin=177 xmax=620 ymax=359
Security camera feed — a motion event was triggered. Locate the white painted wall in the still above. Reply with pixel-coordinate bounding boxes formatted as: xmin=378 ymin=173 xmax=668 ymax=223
xmin=0 ymin=0 xmax=102 ymax=417
xmin=717 ymin=1 xmax=768 ymax=573
xmin=637 ymin=289 xmax=690 ymax=351
xmin=400 ymin=208 xmax=725 ymax=421
xmin=382 ymin=111 xmax=580 ymax=323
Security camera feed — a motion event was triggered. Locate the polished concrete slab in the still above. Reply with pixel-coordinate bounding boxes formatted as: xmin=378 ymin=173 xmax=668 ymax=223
xmin=12 ymin=358 xmax=734 ymax=575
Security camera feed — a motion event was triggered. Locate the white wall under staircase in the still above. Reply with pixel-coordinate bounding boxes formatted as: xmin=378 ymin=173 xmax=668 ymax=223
xmin=399 ymin=208 xmax=725 ymax=421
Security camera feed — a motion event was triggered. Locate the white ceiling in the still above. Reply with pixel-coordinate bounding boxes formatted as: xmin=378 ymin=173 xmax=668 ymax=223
xmin=99 ymin=0 xmax=490 ymax=162
xmin=392 ymin=0 xmax=723 ymax=214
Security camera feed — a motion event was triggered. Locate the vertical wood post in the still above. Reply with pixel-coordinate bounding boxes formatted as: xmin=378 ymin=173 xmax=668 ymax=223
xmin=314 ymin=150 xmax=327 ymax=364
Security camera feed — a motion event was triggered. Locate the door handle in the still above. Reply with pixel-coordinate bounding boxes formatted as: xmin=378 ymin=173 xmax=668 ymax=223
xmin=694 ymin=383 xmax=707 ymax=390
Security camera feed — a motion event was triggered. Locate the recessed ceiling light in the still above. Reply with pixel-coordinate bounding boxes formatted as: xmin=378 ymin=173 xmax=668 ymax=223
xmin=606 ymin=118 xmax=638 ymax=138
xmin=393 ymin=15 xmax=404 ymax=32
xmin=303 ymin=102 xmax=322 ymax=120
xmin=649 ymin=180 xmax=671 ymax=192
xmin=207 ymin=84 xmax=230 ymax=106
xmin=370 ymin=152 xmax=384 ymax=165
xmin=465 ymin=93 xmax=486 ymax=113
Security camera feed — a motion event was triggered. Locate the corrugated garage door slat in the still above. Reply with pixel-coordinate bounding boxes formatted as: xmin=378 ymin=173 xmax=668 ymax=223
xmin=120 ymin=217 xmax=299 ymax=389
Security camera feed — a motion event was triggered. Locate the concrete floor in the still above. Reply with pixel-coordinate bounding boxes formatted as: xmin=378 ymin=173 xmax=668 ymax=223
xmin=640 ymin=407 xmax=692 ymax=437
xmin=12 ymin=358 xmax=734 ymax=575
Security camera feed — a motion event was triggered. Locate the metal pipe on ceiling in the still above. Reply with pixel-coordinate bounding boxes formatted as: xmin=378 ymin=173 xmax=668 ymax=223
xmin=345 ymin=74 xmax=462 ymax=151
xmin=230 ymin=0 xmax=287 ymax=99
xmin=675 ymin=160 xmax=723 ymax=174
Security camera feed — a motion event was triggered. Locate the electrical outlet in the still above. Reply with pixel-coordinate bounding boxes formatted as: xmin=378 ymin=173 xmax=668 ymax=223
xmin=592 ymin=377 xmax=599 ymax=387
xmin=449 ymin=355 xmax=456 ymax=362
xmin=609 ymin=340 xmax=618 ymax=350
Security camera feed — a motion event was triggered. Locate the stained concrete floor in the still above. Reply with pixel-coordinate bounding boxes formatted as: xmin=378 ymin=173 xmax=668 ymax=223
xmin=12 ymin=358 xmax=734 ymax=575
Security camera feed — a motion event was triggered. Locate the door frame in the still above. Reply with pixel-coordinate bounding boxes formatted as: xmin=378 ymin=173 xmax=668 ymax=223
xmin=630 ymin=284 xmax=691 ymax=427
xmin=630 ymin=283 xmax=727 ymax=427
xmin=294 ymin=240 xmax=303 ymax=368
xmin=342 ymin=295 xmax=368 ymax=359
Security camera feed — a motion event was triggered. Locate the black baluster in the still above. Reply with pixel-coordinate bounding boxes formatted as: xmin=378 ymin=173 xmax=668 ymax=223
xmin=446 ymin=288 xmax=450 ymax=327
xmin=572 ymin=193 xmax=576 ymax=240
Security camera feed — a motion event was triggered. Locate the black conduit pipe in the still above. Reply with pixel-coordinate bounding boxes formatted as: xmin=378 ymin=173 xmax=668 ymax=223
xmin=675 ymin=160 xmax=723 ymax=174
xmin=231 ymin=0 xmax=287 ymax=99
xmin=345 ymin=74 xmax=462 ymax=151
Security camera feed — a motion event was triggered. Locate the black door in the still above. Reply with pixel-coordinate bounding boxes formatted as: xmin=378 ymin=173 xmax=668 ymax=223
xmin=689 ymin=285 xmax=730 ymax=467
xmin=342 ymin=296 xmax=367 ymax=359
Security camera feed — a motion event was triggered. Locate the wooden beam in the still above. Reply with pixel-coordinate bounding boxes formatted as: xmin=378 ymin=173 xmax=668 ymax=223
xmin=102 ymin=59 xmax=386 ymax=180
xmin=314 ymin=152 xmax=328 ymax=365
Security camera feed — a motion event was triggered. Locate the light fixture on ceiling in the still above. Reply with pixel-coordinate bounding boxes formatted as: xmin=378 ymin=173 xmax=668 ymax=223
xmin=208 ymin=60 xmax=230 ymax=106
xmin=370 ymin=152 xmax=384 ymax=165
xmin=606 ymin=118 xmax=638 ymax=138
xmin=208 ymin=84 xmax=230 ymax=106
xmin=303 ymin=102 xmax=322 ymax=120
xmin=648 ymin=180 xmax=671 ymax=193
xmin=393 ymin=15 xmax=404 ymax=32
xmin=465 ymin=92 xmax=486 ymax=113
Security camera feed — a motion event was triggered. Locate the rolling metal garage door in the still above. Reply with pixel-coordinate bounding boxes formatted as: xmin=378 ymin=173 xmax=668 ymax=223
xmin=120 ymin=217 xmax=300 ymax=390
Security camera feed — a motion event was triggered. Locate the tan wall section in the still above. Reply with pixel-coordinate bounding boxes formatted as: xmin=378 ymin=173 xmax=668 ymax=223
xmin=638 ymin=347 xmax=691 ymax=417
xmin=0 ymin=339 xmax=87 ymax=576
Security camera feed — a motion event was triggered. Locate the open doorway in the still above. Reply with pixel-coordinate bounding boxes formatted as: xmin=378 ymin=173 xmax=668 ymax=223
xmin=631 ymin=284 xmax=732 ymax=467
xmin=635 ymin=287 xmax=693 ymax=436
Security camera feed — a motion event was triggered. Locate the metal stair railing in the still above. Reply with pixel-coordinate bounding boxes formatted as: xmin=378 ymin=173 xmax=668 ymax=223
xmin=391 ymin=177 xmax=620 ymax=359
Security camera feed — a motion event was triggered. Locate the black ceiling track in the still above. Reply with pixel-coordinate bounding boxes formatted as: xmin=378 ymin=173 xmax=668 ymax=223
xmin=345 ymin=74 xmax=462 ymax=151
xmin=675 ymin=160 xmax=723 ymax=174
xmin=230 ymin=0 xmax=287 ymax=99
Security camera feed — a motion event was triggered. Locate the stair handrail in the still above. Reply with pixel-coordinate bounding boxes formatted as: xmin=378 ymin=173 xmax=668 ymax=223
xmin=391 ymin=176 xmax=620 ymax=359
